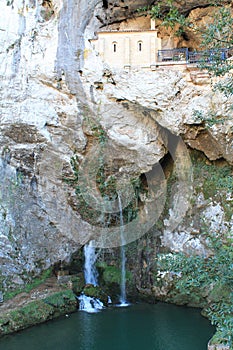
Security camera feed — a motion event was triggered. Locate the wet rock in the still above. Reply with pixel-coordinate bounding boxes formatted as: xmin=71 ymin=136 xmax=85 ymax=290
xmin=82 ymin=284 xmax=109 ymax=306
xmin=0 ymin=290 xmax=77 ymax=337
xmin=0 ymin=0 xmax=232 ymax=309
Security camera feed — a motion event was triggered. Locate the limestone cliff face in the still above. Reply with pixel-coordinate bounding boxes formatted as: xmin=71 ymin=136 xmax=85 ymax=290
xmin=0 ymin=0 xmax=232 ymax=290
xmin=98 ymin=0 xmax=232 ymax=25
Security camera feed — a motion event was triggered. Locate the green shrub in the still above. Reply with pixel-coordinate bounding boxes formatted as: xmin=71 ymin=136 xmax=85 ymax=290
xmin=156 ymin=232 xmax=233 ymax=347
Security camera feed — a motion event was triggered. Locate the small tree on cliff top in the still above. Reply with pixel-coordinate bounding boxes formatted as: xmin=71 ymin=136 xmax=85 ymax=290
xmin=139 ymin=0 xmax=233 ymax=96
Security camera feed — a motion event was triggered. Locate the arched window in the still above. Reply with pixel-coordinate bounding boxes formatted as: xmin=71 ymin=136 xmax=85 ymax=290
xmin=138 ymin=41 xmax=142 ymax=52
xmin=113 ymin=42 xmax=117 ymax=52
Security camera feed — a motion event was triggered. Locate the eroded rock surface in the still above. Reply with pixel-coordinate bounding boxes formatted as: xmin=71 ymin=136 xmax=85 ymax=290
xmin=0 ymin=0 xmax=232 ymax=294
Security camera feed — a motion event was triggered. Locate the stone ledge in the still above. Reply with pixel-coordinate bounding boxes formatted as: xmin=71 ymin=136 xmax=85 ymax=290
xmin=0 ymin=290 xmax=78 ymax=337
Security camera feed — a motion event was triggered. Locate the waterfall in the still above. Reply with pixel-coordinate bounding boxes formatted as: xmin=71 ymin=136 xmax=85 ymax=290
xmin=78 ymin=240 xmax=104 ymax=313
xmin=84 ymin=240 xmax=98 ymax=286
xmin=79 ymin=196 xmax=130 ymax=311
xmin=118 ymin=194 xmax=128 ymax=306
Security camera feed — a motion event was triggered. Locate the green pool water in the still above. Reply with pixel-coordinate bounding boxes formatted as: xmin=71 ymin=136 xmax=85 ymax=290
xmin=0 ymin=303 xmax=215 ymax=350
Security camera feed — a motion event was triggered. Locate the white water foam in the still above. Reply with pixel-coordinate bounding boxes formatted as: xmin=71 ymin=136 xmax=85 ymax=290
xmin=78 ymin=294 xmax=104 ymax=313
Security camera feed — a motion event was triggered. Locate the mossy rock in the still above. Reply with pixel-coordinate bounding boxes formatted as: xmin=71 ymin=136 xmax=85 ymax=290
xmin=102 ymin=265 xmax=132 ymax=285
xmin=44 ymin=290 xmax=77 ymax=316
xmin=167 ymin=291 xmax=206 ymax=308
xmin=0 ymin=300 xmax=54 ymax=335
xmin=82 ymin=285 xmax=108 ymax=305
xmin=97 ymin=263 xmax=135 ymax=302
xmin=0 ymin=290 xmax=78 ymax=337
xmin=71 ymin=274 xmax=85 ymax=295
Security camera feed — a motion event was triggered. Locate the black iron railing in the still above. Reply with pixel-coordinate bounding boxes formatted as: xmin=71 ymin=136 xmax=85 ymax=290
xmin=158 ymin=48 xmax=233 ymax=64
xmin=188 ymin=48 xmax=233 ymax=64
xmin=157 ymin=48 xmax=189 ymax=62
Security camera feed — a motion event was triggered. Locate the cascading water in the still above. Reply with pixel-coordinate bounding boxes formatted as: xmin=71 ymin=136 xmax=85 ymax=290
xmin=118 ymin=194 xmax=128 ymax=306
xmin=79 ymin=197 xmax=129 ymax=311
xmin=78 ymin=240 xmax=104 ymax=313
xmin=84 ymin=241 xmax=98 ymax=286
xmin=78 ymin=295 xmax=104 ymax=313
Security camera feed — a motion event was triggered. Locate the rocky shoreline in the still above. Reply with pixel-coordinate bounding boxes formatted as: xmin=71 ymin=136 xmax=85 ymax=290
xmin=0 ymin=277 xmax=77 ymax=337
xmin=0 ymin=277 xmax=229 ymax=350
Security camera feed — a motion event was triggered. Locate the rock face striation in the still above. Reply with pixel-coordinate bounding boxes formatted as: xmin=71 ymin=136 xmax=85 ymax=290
xmin=0 ymin=0 xmax=232 ymax=303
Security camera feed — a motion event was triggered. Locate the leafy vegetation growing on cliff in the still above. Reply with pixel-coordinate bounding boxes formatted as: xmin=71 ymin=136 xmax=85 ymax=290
xmin=156 ymin=232 xmax=233 ymax=347
xmin=191 ymin=151 xmax=233 ymax=199
xmin=136 ymin=6 xmax=233 ymax=343
xmin=64 ymin=153 xmax=141 ymax=227
xmin=139 ymin=0 xmax=233 ymax=97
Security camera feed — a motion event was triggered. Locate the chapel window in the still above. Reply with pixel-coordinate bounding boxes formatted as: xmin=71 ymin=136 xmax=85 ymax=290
xmin=138 ymin=41 xmax=142 ymax=52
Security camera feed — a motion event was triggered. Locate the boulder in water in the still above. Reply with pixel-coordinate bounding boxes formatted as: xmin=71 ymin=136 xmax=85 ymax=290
xmin=82 ymin=284 xmax=109 ymax=306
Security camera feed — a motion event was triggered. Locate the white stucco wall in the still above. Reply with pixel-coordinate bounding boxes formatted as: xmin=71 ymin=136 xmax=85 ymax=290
xmin=92 ymin=30 xmax=161 ymax=68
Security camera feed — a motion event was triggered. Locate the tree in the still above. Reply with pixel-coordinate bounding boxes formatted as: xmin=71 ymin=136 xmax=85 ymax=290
xmin=139 ymin=1 xmax=233 ymax=95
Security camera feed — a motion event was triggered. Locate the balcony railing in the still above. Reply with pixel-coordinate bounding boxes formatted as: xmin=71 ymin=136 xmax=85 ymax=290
xmin=188 ymin=48 xmax=233 ymax=64
xmin=158 ymin=48 xmax=233 ymax=64
xmin=157 ymin=48 xmax=189 ymax=62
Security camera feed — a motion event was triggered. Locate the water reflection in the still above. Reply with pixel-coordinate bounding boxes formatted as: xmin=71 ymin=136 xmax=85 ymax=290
xmin=0 ymin=303 xmax=215 ymax=350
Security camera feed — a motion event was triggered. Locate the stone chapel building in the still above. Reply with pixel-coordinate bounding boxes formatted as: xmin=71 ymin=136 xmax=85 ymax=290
xmin=91 ymin=18 xmax=162 ymax=69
